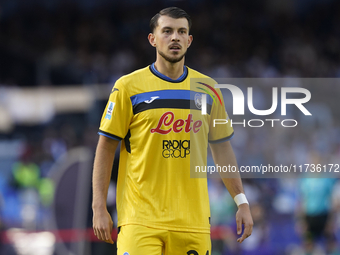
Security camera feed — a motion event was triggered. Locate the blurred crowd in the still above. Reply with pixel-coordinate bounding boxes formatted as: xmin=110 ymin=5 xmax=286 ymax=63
xmin=1 ymin=0 xmax=340 ymax=255
xmin=1 ymin=0 xmax=340 ymax=87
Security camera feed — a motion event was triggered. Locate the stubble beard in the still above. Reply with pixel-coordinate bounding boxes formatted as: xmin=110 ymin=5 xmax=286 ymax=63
xmin=158 ymin=49 xmax=187 ymax=64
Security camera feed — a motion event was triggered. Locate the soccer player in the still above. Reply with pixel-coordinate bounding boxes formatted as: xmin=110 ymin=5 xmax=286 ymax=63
xmin=92 ymin=7 xmax=253 ymax=255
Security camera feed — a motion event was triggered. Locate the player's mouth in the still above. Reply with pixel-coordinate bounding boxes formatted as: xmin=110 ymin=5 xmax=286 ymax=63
xmin=169 ymin=44 xmax=181 ymax=52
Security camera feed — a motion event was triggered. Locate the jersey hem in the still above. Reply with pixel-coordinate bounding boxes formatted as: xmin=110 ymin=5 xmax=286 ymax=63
xmin=118 ymin=221 xmax=210 ymax=234
xmin=209 ymin=132 xmax=234 ymax=144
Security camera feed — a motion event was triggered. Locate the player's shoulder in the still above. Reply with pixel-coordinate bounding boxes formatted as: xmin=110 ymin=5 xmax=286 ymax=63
xmin=112 ymin=66 xmax=151 ymax=94
xmin=187 ymin=66 xmax=218 ymax=86
xmin=187 ymin=66 xmax=212 ymax=79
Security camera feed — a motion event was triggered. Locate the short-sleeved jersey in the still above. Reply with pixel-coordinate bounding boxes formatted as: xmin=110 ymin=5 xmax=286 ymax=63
xmin=99 ymin=64 xmax=234 ymax=233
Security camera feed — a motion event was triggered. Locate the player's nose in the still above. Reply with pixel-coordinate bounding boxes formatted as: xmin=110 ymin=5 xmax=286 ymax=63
xmin=171 ymin=31 xmax=180 ymax=41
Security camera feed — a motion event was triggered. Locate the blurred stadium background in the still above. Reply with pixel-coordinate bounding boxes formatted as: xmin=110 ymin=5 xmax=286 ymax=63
xmin=0 ymin=0 xmax=340 ymax=254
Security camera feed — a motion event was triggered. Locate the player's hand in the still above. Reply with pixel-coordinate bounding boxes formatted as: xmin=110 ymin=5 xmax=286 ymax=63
xmin=235 ymin=203 xmax=253 ymax=243
xmin=93 ymin=209 xmax=114 ymax=244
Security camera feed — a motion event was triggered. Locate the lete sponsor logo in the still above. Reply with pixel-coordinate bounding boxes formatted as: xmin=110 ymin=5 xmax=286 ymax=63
xmin=151 ymin=112 xmax=202 ymax=134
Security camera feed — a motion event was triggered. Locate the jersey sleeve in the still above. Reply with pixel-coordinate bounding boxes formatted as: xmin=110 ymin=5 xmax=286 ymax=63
xmin=98 ymin=78 xmax=133 ymax=141
xmin=208 ymin=88 xmax=234 ymax=143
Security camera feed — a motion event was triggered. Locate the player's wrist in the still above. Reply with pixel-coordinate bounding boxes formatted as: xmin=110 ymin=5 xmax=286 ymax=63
xmin=92 ymin=202 xmax=108 ymax=211
xmin=233 ymin=193 xmax=249 ymax=207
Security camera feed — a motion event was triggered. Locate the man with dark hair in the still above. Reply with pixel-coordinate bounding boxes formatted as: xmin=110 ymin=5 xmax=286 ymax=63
xmin=150 ymin=7 xmax=192 ymax=33
xmin=92 ymin=7 xmax=253 ymax=255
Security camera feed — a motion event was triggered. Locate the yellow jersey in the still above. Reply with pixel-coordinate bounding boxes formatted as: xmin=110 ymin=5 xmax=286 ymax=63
xmin=99 ymin=64 xmax=234 ymax=233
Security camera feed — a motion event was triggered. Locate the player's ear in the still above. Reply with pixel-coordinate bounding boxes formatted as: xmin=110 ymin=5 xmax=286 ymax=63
xmin=148 ymin=33 xmax=156 ymax=47
xmin=187 ymin=35 xmax=193 ymax=48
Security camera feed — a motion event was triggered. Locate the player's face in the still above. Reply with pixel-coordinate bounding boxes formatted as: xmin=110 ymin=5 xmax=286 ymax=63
xmin=149 ymin=16 xmax=193 ymax=64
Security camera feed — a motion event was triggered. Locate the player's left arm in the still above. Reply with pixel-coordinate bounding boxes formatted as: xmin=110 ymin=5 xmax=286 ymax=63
xmin=209 ymin=140 xmax=253 ymax=243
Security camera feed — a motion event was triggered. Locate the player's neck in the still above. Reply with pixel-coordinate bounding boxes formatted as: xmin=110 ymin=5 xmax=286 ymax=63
xmin=154 ymin=59 xmax=185 ymax=80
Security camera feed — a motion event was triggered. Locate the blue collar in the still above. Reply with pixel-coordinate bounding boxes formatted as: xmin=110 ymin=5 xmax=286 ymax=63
xmin=150 ymin=63 xmax=188 ymax=83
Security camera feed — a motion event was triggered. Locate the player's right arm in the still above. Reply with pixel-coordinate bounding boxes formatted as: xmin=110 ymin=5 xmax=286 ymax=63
xmin=92 ymin=135 xmax=119 ymax=244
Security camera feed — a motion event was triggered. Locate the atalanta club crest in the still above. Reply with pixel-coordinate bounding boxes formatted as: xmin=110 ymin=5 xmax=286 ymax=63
xmin=194 ymin=93 xmax=202 ymax=110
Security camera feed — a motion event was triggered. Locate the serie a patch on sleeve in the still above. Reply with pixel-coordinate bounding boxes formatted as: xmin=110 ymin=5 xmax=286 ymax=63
xmin=105 ymin=101 xmax=115 ymax=120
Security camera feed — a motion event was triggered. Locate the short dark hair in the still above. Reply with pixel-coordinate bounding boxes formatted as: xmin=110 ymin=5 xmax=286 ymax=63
xmin=150 ymin=7 xmax=192 ymax=33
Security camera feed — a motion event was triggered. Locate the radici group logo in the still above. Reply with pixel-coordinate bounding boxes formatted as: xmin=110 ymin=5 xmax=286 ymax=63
xmin=195 ymin=80 xmax=312 ymax=128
